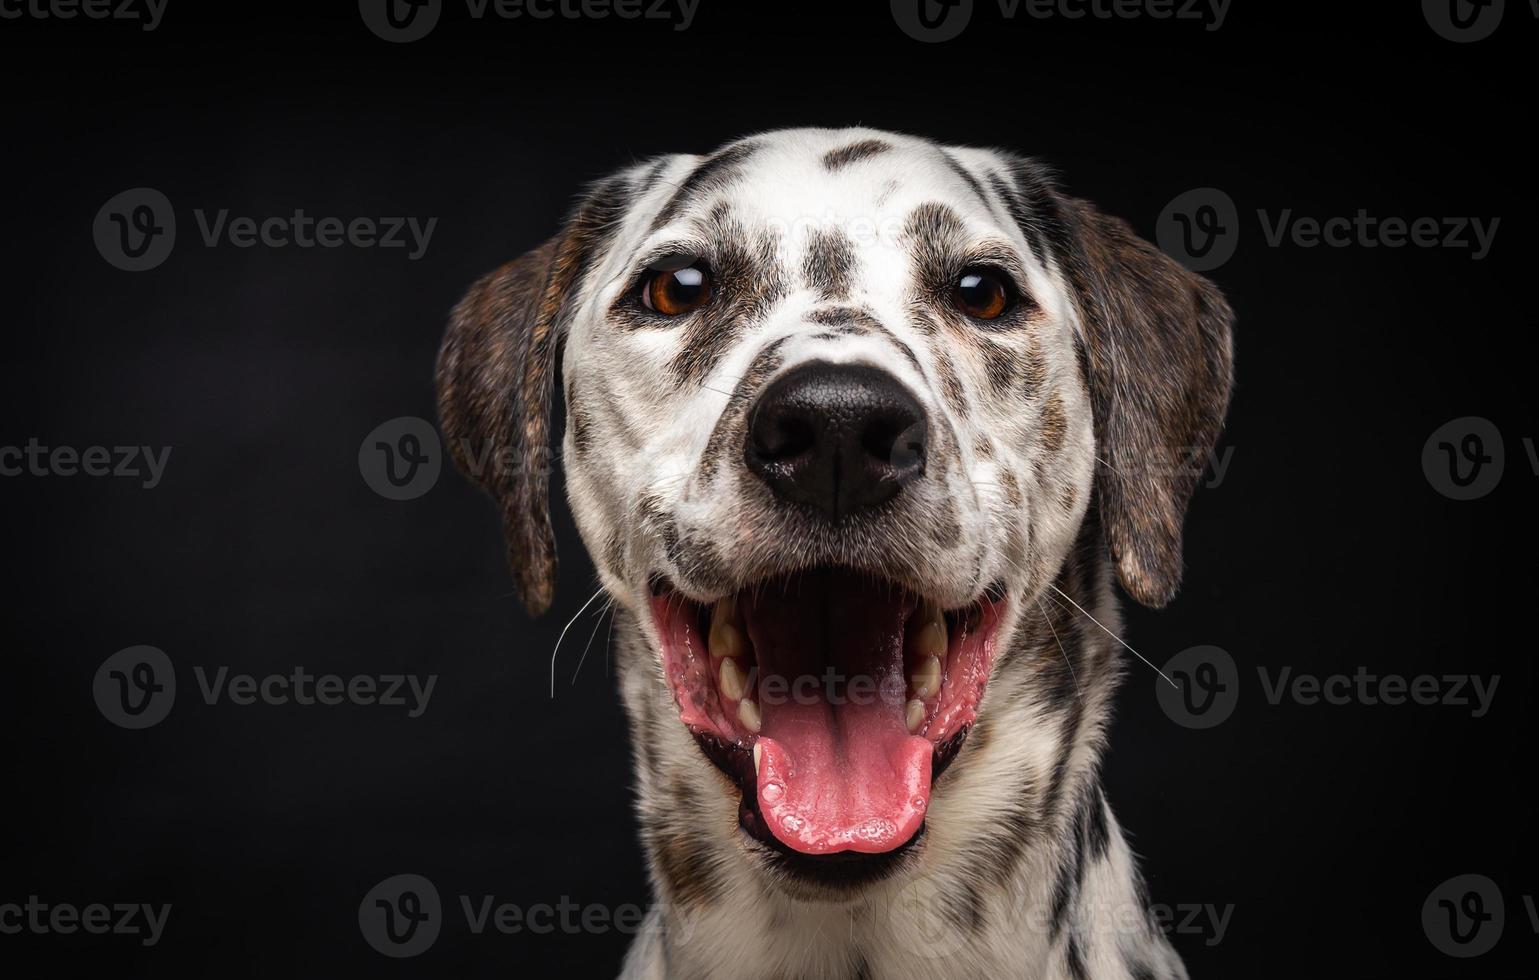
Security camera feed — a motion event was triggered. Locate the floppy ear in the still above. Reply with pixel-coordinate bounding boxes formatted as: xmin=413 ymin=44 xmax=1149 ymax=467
xmin=1059 ymin=196 xmax=1235 ymax=608
xmin=435 ymin=183 xmax=624 ymax=616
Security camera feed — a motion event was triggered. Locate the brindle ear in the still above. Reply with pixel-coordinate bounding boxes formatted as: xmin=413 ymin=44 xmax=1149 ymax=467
xmin=1059 ymin=196 xmax=1235 ymax=608
xmin=436 ymin=184 xmax=624 ymax=616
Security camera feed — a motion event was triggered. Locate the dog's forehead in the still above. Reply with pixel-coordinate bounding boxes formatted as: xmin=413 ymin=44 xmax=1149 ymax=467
xmin=644 ymin=130 xmax=1014 ymax=253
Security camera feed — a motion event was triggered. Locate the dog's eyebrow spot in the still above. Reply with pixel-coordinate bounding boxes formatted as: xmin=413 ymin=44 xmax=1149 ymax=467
xmin=994 ymin=158 xmax=1075 ymax=268
xmin=822 ymin=138 xmax=893 ymax=172
xmin=650 ymin=140 xmax=759 ymax=231
xmin=941 ymin=149 xmax=989 ymax=205
xmin=802 ymin=226 xmax=858 ymax=301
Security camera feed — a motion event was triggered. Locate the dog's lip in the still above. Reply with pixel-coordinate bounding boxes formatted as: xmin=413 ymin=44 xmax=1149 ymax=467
xmin=649 ymin=569 xmax=1005 ymax=862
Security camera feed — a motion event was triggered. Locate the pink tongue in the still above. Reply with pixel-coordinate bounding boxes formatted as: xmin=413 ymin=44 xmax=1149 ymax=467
xmin=744 ymin=576 xmax=933 ymax=855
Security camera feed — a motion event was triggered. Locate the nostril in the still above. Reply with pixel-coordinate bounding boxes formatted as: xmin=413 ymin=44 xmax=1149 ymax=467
xmin=860 ymin=415 xmax=926 ymax=473
xmin=755 ymin=413 xmax=817 ymax=463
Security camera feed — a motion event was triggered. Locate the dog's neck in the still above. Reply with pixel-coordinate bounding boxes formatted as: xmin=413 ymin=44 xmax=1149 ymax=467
xmin=616 ymin=535 xmax=1186 ymax=979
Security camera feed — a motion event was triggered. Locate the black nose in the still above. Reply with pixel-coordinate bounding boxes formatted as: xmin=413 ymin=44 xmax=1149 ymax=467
xmin=744 ymin=362 xmax=928 ymax=520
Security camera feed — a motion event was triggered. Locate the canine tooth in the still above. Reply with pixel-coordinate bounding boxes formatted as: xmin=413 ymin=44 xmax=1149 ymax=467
xmin=709 ymin=598 xmax=744 ymax=658
xmin=720 ymin=656 xmax=749 ymax=701
xmin=910 ymin=655 xmax=942 ymax=700
xmin=753 ymin=741 xmax=762 ymax=774
xmin=906 ymin=698 xmax=926 ymax=733
xmin=908 ymin=603 xmax=948 ymax=659
xmin=738 ymin=698 xmax=762 ymax=733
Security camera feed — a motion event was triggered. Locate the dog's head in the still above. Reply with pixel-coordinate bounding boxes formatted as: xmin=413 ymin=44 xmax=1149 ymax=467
xmin=438 ymin=128 xmax=1232 ymax=885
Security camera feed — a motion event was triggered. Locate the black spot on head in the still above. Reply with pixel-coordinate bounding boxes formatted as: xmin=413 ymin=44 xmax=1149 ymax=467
xmin=651 ymin=140 xmax=760 ymax=231
xmin=903 ymin=202 xmax=968 ymax=299
xmin=822 ymin=138 xmax=893 ymax=172
xmin=941 ymin=148 xmax=988 ymax=205
xmin=995 ymin=158 xmax=1075 ymax=269
xmin=803 ymin=226 xmax=858 ymax=301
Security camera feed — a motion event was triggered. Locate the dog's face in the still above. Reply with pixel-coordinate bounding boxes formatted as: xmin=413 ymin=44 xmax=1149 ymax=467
xmin=439 ymin=128 xmax=1232 ymax=887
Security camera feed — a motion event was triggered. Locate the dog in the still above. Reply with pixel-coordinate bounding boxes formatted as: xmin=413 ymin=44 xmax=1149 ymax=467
xmin=436 ymin=127 xmax=1234 ymax=979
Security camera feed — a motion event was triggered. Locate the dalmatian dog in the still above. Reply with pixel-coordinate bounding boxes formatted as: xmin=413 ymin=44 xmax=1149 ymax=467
xmin=436 ymin=127 xmax=1233 ymax=979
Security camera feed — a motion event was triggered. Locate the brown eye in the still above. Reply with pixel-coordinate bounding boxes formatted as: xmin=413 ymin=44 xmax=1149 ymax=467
xmin=952 ymin=269 xmax=1013 ymax=320
xmin=641 ymin=262 xmax=712 ymax=316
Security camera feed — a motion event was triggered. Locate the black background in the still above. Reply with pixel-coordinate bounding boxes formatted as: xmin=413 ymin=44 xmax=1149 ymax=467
xmin=3 ymin=1 xmax=1535 ymax=976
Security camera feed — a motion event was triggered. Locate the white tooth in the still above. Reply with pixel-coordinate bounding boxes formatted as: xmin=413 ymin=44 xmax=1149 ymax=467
xmin=738 ymin=698 xmax=762 ymax=733
xmin=720 ymin=656 xmax=749 ymax=701
xmin=906 ymin=698 xmax=926 ymax=733
xmin=710 ymin=597 xmax=744 ymax=658
xmin=753 ymin=742 xmax=763 ymax=774
xmin=910 ymin=655 xmax=942 ymax=700
xmin=907 ymin=603 xmax=948 ymax=659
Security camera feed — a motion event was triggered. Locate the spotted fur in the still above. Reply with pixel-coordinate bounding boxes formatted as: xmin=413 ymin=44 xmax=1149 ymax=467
xmin=437 ymin=128 xmax=1234 ymax=979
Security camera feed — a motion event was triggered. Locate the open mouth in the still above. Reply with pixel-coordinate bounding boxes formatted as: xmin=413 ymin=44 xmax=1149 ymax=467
xmin=650 ymin=568 xmax=1003 ymax=862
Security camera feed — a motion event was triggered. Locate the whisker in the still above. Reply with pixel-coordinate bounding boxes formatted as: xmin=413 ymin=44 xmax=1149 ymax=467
xmin=570 ymin=597 xmax=614 ymax=686
xmin=551 ymin=586 xmax=607 ymax=699
xmin=1047 ymin=584 xmax=1175 ymax=688
xmin=1037 ymin=597 xmax=1082 ymax=701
